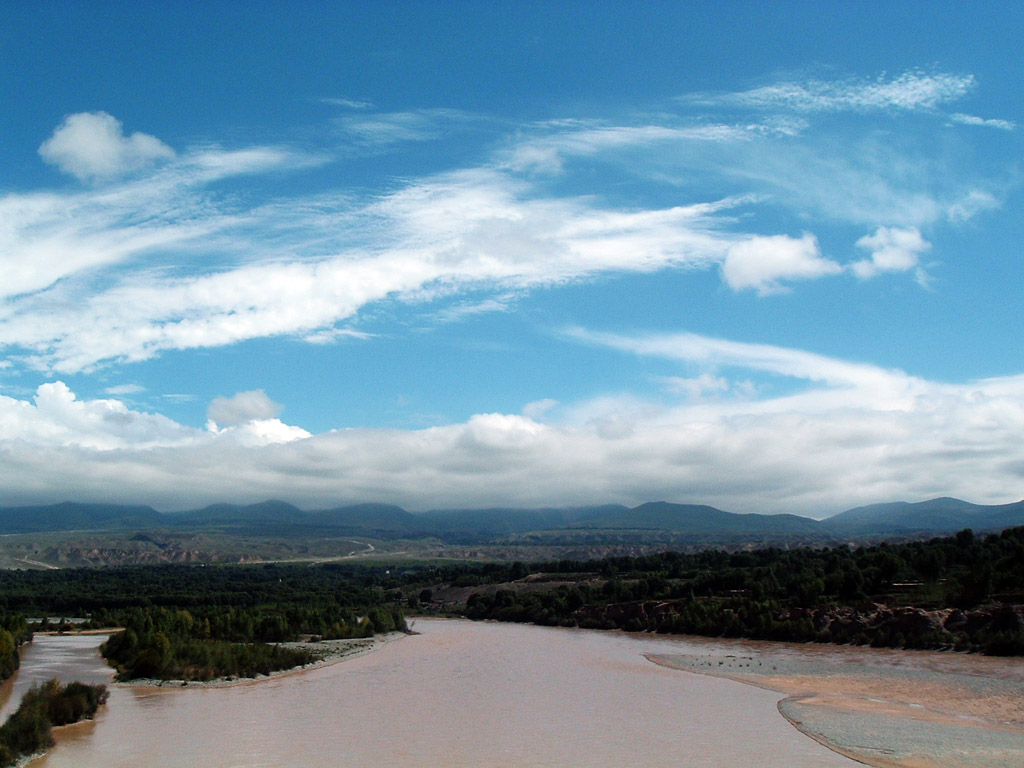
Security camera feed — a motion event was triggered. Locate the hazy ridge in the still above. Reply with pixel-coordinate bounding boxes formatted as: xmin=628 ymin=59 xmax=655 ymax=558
xmin=1 ymin=497 xmax=1022 ymax=540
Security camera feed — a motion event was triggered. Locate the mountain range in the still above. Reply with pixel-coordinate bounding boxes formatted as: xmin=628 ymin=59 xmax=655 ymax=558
xmin=1 ymin=496 xmax=1022 ymax=541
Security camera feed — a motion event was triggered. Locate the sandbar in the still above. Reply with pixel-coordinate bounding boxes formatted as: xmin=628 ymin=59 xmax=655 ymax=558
xmin=647 ymin=641 xmax=1024 ymax=768
xmin=116 ymin=631 xmax=408 ymax=689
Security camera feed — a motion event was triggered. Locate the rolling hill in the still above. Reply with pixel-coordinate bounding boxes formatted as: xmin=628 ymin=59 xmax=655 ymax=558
xmin=821 ymin=497 xmax=1024 ymax=535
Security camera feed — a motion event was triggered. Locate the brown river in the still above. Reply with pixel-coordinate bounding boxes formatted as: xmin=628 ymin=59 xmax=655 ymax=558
xmin=1 ymin=618 xmax=987 ymax=767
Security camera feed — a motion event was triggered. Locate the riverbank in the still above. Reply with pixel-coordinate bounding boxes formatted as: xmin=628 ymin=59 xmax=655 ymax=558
xmin=33 ymin=629 xmax=118 ymax=637
xmin=646 ymin=640 xmax=1024 ymax=768
xmin=115 ymin=631 xmax=409 ymax=689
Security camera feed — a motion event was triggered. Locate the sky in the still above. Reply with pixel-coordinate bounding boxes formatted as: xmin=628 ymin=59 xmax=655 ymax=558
xmin=1 ymin=2 xmax=1023 ymax=516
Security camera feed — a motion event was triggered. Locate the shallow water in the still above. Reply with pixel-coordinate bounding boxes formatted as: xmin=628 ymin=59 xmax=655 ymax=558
xmin=781 ymin=699 xmax=1024 ymax=768
xmin=0 ymin=634 xmax=112 ymax=721
xmin=24 ymin=619 xmax=861 ymax=767
xmin=649 ymin=637 xmax=1024 ymax=768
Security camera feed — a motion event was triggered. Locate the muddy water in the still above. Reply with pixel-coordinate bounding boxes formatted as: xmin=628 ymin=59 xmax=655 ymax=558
xmin=26 ymin=619 xmax=861 ymax=767
xmin=0 ymin=634 xmax=112 ymax=721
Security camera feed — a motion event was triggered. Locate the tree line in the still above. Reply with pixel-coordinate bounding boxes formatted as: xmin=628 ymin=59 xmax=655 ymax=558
xmin=0 ymin=563 xmax=407 ymax=682
xmin=414 ymin=527 xmax=1024 ymax=655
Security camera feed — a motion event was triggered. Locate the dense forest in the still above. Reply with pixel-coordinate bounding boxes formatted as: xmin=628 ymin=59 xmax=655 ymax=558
xmin=0 ymin=563 xmax=407 ymax=681
xmin=0 ymin=679 xmax=107 ymax=766
xmin=410 ymin=527 xmax=1024 ymax=655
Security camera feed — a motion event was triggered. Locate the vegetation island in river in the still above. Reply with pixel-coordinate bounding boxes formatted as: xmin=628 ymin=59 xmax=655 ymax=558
xmin=0 ymin=563 xmax=408 ymax=682
xmin=0 ymin=679 xmax=108 ymax=767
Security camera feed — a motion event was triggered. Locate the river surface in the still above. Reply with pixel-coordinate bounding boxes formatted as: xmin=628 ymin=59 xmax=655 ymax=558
xmin=19 ymin=619 xmax=865 ymax=767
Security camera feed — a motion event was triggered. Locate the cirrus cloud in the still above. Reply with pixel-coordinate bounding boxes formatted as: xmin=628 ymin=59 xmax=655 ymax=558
xmin=696 ymin=70 xmax=976 ymax=113
xmin=3 ymin=81 xmax=1010 ymax=375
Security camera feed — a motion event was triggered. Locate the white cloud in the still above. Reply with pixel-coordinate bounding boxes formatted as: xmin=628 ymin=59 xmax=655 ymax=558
xmin=0 ymin=382 xmax=308 ymax=459
xmin=721 ymin=233 xmax=841 ymax=294
xmin=947 ymin=189 xmax=1000 ymax=222
xmin=1 ymin=133 xmax=326 ymax=304
xmin=503 ymin=123 xmax=751 ymax=174
xmin=207 ymin=390 xmax=284 ymax=427
xmin=549 ymin=118 xmax=977 ymax=230
xmin=705 ymin=71 xmax=975 ymax=113
xmin=207 ymin=418 xmax=311 ymax=447
xmin=301 ymin=328 xmax=374 ymax=345
xmin=0 ymin=187 xmax=205 ymax=300
xmin=569 ymin=328 xmax=912 ymax=397
xmin=0 ymin=381 xmax=195 ymax=450
xmin=103 ymin=383 xmax=145 ymax=395
xmin=161 ymin=393 xmax=197 ymax=403
xmin=322 ymin=97 xmax=374 ymax=110
xmin=658 ymin=373 xmax=732 ymax=400
xmin=659 ymin=71 xmax=1007 ymax=230
xmin=950 ymin=113 xmax=1015 ymax=131
xmin=182 ymin=146 xmax=318 ymax=178
xmin=522 ymin=398 xmax=558 ymax=420
xmin=700 ymin=135 xmax=968 ymax=228
xmin=433 ymin=295 xmax=517 ymax=323
xmin=0 ymin=369 xmax=1021 ymax=516
xmin=38 ymin=112 xmax=175 ymax=180
xmin=0 ymin=166 xmax=743 ymax=372
xmin=852 ymin=226 xmax=931 ymax=279
xmin=338 ymin=109 xmax=481 ymax=147
xmin=1 ymin=89 xmax=1008 ymax=375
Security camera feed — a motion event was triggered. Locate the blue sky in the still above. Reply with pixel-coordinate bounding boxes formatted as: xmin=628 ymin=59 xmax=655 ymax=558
xmin=1 ymin=2 xmax=1022 ymax=515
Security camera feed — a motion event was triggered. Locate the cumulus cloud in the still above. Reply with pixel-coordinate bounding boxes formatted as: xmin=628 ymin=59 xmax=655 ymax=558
xmin=207 ymin=390 xmax=284 ymax=427
xmin=721 ymin=233 xmax=841 ymax=294
xmin=852 ymin=226 xmax=931 ymax=279
xmin=0 ymin=382 xmax=307 ymax=458
xmin=0 ymin=381 xmax=195 ymax=450
xmin=207 ymin=418 xmax=312 ymax=447
xmin=38 ymin=112 xmax=175 ymax=180
xmin=0 ymin=369 xmax=1022 ymax=516
xmin=204 ymin=391 xmax=311 ymax=446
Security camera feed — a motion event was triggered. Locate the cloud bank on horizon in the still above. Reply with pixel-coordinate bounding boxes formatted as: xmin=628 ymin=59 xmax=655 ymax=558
xmin=2 ymin=344 xmax=1024 ymax=515
xmin=2 ymin=5 xmax=1022 ymax=516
